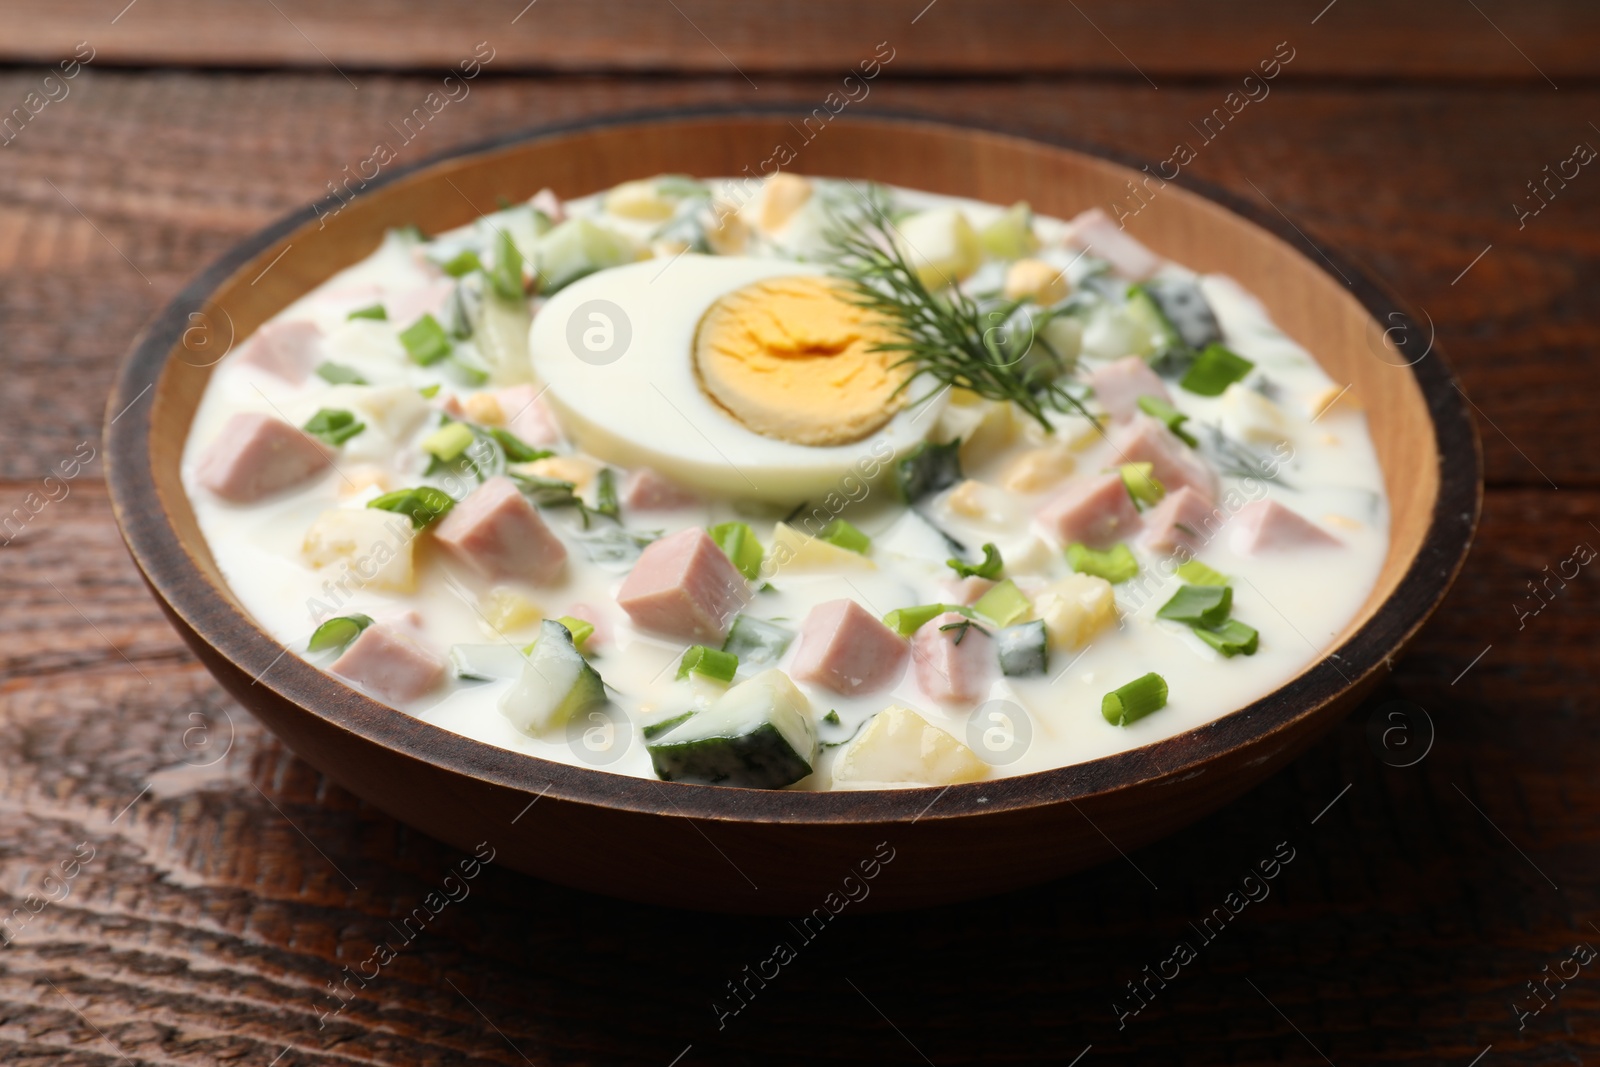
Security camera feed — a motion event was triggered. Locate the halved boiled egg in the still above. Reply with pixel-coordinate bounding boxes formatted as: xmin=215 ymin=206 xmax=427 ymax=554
xmin=528 ymin=255 xmax=943 ymax=502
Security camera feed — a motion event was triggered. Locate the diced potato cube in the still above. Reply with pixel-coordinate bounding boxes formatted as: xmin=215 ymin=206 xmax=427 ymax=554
xmin=325 ymin=384 xmax=431 ymax=439
xmin=936 ymin=396 xmax=1016 ymax=470
xmin=897 ymin=207 xmax=982 ymax=288
xmin=462 ymin=392 xmax=505 ymax=425
xmin=481 ymin=586 xmax=542 ymax=635
xmin=517 ymin=454 xmax=602 ymax=489
xmin=604 ymin=179 xmax=677 ymax=221
xmin=833 ymin=704 xmax=987 ymax=786
xmin=1220 ymin=383 xmax=1289 ymax=444
xmin=1003 ymin=258 xmax=1071 ymax=305
xmin=1323 ymin=513 xmax=1363 ymax=532
xmin=337 ymin=465 xmax=393 ymax=500
xmin=1034 ymin=572 xmax=1117 ymax=651
xmin=1001 ymin=446 xmax=1076 ymax=493
xmin=302 ymin=508 xmax=415 ymax=592
xmin=1307 ymin=384 xmax=1361 ymax=420
xmin=1004 ymin=536 xmax=1057 ymax=576
xmin=767 ymin=522 xmax=876 ymax=574
xmin=757 ymin=173 xmax=813 ymax=233
xmin=704 ymin=203 xmax=749 ymax=255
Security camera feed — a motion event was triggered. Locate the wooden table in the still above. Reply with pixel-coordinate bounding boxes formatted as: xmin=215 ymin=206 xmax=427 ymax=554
xmin=2 ymin=2 xmax=1597 ymax=1063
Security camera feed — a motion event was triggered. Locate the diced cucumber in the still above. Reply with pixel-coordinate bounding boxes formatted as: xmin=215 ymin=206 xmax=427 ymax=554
xmin=536 ymin=217 xmax=636 ymax=294
xmin=1141 ymin=276 xmax=1221 ymax=351
xmin=1124 ymin=283 xmax=1186 ymax=362
xmin=996 ymin=620 xmax=1049 ymax=676
xmin=471 ymin=290 xmax=534 ymax=385
xmin=972 ymin=578 xmax=1031 ymax=627
xmin=450 ymin=643 xmax=529 ymax=682
xmin=893 ymin=439 xmax=963 ymax=503
xmin=499 ymin=620 xmax=607 ymax=736
xmin=977 ymin=201 xmax=1039 ymax=259
xmin=474 ymin=203 xmax=551 ymax=272
xmin=642 ymin=710 xmax=695 ymax=741
xmin=721 ymin=615 xmax=795 ymax=666
xmin=646 ymin=669 xmax=817 ymax=789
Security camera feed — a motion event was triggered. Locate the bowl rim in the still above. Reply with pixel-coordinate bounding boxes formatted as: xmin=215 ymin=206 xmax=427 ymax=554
xmin=105 ymin=106 xmax=1483 ymax=826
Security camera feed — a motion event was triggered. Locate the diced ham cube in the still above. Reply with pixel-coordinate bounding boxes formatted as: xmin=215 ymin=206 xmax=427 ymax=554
xmin=621 ymin=467 xmax=700 ymax=511
xmin=1036 ymin=472 xmax=1142 ymax=548
xmin=911 ymin=611 xmax=994 ymax=705
xmin=615 ymin=527 xmax=750 ymax=642
xmin=1139 ymin=486 xmax=1225 ymax=553
xmin=1064 ymin=207 xmax=1164 ymax=281
xmin=196 ymin=412 xmax=333 ymax=503
xmin=490 ymin=384 xmax=562 ymax=446
xmin=531 ymin=187 xmax=566 ymax=224
xmin=562 ymin=602 xmax=611 ymax=648
xmin=1230 ymin=500 xmax=1341 ymax=554
xmin=790 ymin=599 xmax=909 ymax=696
xmin=385 ymin=278 xmax=455 ymax=324
xmin=433 ymin=476 xmax=567 ymax=584
xmin=943 ymin=575 xmax=996 ymax=605
xmin=1090 ymin=355 xmax=1172 ymax=420
xmin=329 ymin=624 xmax=445 ymax=703
xmin=238 ymin=319 xmax=323 ymax=384
xmin=1111 ymin=414 xmax=1220 ymax=500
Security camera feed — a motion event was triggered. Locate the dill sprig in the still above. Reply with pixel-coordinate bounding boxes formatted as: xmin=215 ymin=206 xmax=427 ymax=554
xmin=823 ymin=187 xmax=1095 ymax=432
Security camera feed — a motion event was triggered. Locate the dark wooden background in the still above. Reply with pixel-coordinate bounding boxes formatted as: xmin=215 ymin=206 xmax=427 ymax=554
xmin=2 ymin=1 xmax=1598 ymax=1063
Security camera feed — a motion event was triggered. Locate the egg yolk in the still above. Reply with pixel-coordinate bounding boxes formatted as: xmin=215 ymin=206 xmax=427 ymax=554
xmin=693 ymin=276 xmax=909 ymax=446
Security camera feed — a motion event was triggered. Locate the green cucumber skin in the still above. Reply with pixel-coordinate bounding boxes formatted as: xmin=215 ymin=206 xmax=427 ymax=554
xmin=641 ymin=710 xmax=695 ymax=741
xmin=647 ymin=723 xmax=812 ymax=789
xmin=997 ymin=620 xmax=1049 ymax=677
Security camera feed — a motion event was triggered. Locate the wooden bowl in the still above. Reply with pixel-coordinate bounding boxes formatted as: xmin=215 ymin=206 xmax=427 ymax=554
xmin=105 ymin=111 xmax=1481 ymax=913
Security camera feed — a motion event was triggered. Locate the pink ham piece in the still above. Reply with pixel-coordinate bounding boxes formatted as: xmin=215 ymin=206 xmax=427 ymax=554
xmin=621 ymin=467 xmax=700 ymax=511
xmin=1140 ymin=486 xmax=1225 ymax=554
xmin=1230 ymin=500 xmax=1341 ymax=555
xmin=912 ymin=610 xmax=994 ymax=705
xmin=1111 ymin=414 xmax=1220 ymax=499
xmin=238 ymin=319 xmax=323 ymax=384
xmin=433 ymin=476 xmax=567 ymax=584
xmin=615 ymin=527 xmax=750 ymax=642
xmin=562 ymin=602 xmax=611 ymax=648
xmin=790 ymin=599 xmax=909 ymax=696
xmin=943 ymin=575 xmax=996 ymax=606
xmin=491 ymin=384 xmax=562 ymax=446
xmin=330 ymin=624 xmax=446 ymax=703
xmin=385 ymin=278 xmax=455 ymax=325
xmin=1037 ymin=471 xmax=1142 ymax=548
xmin=196 ymin=412 xmax=333 ymax=503
xmin=531 ymin=187 xmax=565 ymax=224
xmin=1090 ymin=355 xmax=1171 ymax=420
xmin=1064 ymin=207 xmax=1164 ymax=281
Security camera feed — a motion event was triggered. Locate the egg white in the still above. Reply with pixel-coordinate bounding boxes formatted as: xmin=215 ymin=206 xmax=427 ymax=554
xmin=527 ymin=254 xmax=944 ymax=502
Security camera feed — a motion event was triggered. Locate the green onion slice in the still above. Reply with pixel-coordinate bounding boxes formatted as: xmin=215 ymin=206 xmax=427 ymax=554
xmin=315 ymin=361 xmax=369 ymax=385
xmin=400 ymin=313 xmax=453 ymax=366
xmin=1136 ymin=394 xmax=1198 ymax=447
xmin=818 ymin=519 xmax=872 ymax=556
xmin=487 ymin=226 xmax=525 ymax=301
xmin=1179 ymin=343 xmax=1254 ymax=397
xmin=594 ymin=468 xmax=620 ymax=521
xmin=367 ymin=486 xmax=456 ymax=529
xmin=1102 ymin=672 xmax=1169 ymax=726
xmin=1119 ymin=462 xmax=1166 ymax=508
xmin=881 ymin=602 xmax=972 ymax=637
xmin=1176 ymin=559 xmax=1229 ymax=586
xmin=421 ymin=421 xmax=475 ymax=461
xmin=1193 ymin=618 xmax=1259 ymax=657
xmin=709 ymin=521 xmax=763 ymax=582
xmin=555 ymin=615 xmax=595 ymax=649
xmin=485 ymin=427 xmax=551 ymax=463
xmin=441 ymin=249 xmax=483 ymax=278
xmin=1066 ymin=542 xmax=1139 ymax=584
xmin=307 ymin=614 xmax=373 ymax=653
xmin=677 ymin=644 xmax=738 ymax=683
xmin=1156 ymin=584 xmax=1233 ymax=628
xmin=947 ymin=541 xmax=1003 ymax=580
xmin=347 ymin=303 xmax=388 ymax=321
xmin=301 ymin=408 xmax=366 ymax=446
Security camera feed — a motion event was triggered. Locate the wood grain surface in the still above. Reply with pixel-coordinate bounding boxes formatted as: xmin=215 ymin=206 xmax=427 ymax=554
xmin=2 ymin=2 xmax=1599 ymax=1061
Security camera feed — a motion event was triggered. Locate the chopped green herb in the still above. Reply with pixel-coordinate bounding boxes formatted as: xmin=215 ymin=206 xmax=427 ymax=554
xmin=441 ymin=249 xmax=483 ymax=277
xmin=418 ymin=383 xmax=441 ymax=399
xmin=594 ymin=468 xmax=620 ymax=521
xmin=1193 ymin=618 xmax=1259 ymax=657
xmin=554 ymin=615 xmax=594 ymax=649
xmin=818 ymin=519 xmax=871 ymax=556
xmin=486 ymin=226 xmax=525 ymax=301
xmin=1180 ymin=343 xmax=1255 ymax=397
xmin=1102 ymin=672 xmax=1169 ymax=726
xmin=347 ymin=303 xmax=388 ymax=322
xmin=1176 ymin=559 xmax=1229 ymax=586
xmin=485 ymin=427 xmax=551 ymax=463
xmin=881 ymin=602 xmax=972 ymax=637
xmin=1136 ymin=394 xmax=1198 ymax=447
xmin=938 ymin=617 xmax=991 ymax=645
xmin=400 ymin=313 xmax=453 ymax=366
xmin=1119 ymin=462 xmax=1165 ymax=508
xmin=677 ymin=644 xmax=738 ymax=683
xmin=721 ymin=615 xmax=795 ymax=665
xmin=421 ymin=421 xmax=475 ymax=462
xmin=307 ymin=614 xmax=373 ymax=653
xmin=893 ymin=438 xmax=963 ymax=503
xmin=367 ymin=486 xmax=456 ymax=529
xmin=1157 ymin=584 xmax=1233 ymax=628
xmin=1066 ymin=542 xmax=1139 ymax=584
xmin=709 ymin=521 xmax=763 ymax=582
xmin=301 ymin=408 xmax=366 ymax=447
xmin=972 ymin=578 xmax=1031 ymax=628
xmin=822 ymin=709 xmax=842 ymax=726
xmin=947 ymin=542 xmax=1003 ymax=580
xmin=315 ymin=361 xmax=369 ymax=385
xmin=447 ymin=352 xmax=489 ymax=387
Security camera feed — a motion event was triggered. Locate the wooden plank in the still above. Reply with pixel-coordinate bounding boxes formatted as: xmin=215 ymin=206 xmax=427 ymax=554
xmin=0 ymin=72 xmax=1595 ymax=488
xmin=0 ymin=483 xmax=1596 ymax=1064
xmin=1 ymin=0 xmax=1597 ymax=80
